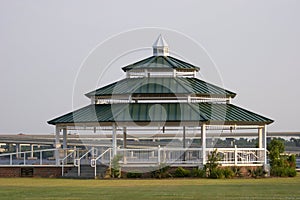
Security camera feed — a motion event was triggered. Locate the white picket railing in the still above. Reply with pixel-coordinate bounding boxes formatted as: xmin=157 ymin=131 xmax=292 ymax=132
xmin=0 ymin=148 xmax=60 ymax=166
xmin=116 ymin=147 xmax=265 ymax=167
xmin=207 ymin=148 xmax=265 ymax=166
xmin=0 ymin=146 xmax=266 ymax=178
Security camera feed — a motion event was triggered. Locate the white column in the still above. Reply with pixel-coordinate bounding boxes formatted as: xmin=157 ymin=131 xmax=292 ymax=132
xmin=201 ymin=124 xmax=207 ymax=165
xmin=123 ymin=127 xmax=127 ymax=148
xmin=183 ymin=126 xmax=186 ymax=161
xmin=16 ymin=143 xmax=20 ymax=159
xmin=258 ymin=127 xmax=263 ymax=148
xmin=183 ymin=126 xmax=186 ymax=148
xmin=262 ymin=125 xmax=267 ymax=164
xmin=30 ymin=144 xmax=34 ymax=158
xmin=112 ymin=123 xmax=117 ymax=157
xmin=63 ymin=128 xmax=67 ymax=149
xmin=55 ymin=126 xmax=61 ymax=165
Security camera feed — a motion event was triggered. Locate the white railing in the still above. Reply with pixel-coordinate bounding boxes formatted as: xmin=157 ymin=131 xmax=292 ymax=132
xmin=116 ymin=147 xmax=265 ymax=167
xmin=91 ymin=148 xmax=112 ymax=178
xmin=0 ymin=148 xmax=60 ymax=166
xmin=60 ymin=150 xmax=77 ymax=176
xmin=206 ymin=148 xmax=265 ymax=166
xmin=75 ymin=147 xmax=98 ymax=176
xmin=117 ymin=147 xmax=202 ymax=166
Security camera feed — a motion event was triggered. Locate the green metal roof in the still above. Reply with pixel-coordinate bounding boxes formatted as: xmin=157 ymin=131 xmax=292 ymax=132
xmin=85 ymin=77 xmax=236 ymax=98
xmin=121 ymin=56 xmax=200 ymax=72
xmin=48 ymin=103 xmax=273 ymax=125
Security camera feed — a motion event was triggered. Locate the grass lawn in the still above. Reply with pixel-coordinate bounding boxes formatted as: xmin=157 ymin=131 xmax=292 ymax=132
xmin=0 ymin=175 xmax=299 ymax=200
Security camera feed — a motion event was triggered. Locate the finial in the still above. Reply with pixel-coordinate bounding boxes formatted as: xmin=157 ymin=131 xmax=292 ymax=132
xmin=152 ymin=35 xmax=169 ymax=56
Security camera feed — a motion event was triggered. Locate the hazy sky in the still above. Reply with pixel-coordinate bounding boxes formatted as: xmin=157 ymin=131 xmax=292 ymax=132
xmin=0 ymin=0 xmax=299 ymax=134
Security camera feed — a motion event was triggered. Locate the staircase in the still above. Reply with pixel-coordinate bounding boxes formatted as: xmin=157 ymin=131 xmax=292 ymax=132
xmin=63 ymin=164 xmax=109 ymax=179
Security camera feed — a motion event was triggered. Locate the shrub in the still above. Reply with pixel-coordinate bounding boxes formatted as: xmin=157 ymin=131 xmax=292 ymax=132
xmin=205 ymin=149 xmax=222 ymax=178
xmin=223 ymin=168 xmax=234 ymax=179
xmin=268 ymin=139 xmax=297 ymax=177
xmin=210 ymin=168 xmax=225 ymax=179
xmin=287 ymin=154 xmax=296 ymax=168
xmin=232 ymin=167 xmax=242 ymax=177
xmin=151 ymin=164 xmax=172 ymax=179
xmin=191 ymin=168 xmax=206 ymax=178
xmin=111 ymin=154 xmax=122 ymax=178
xmin=126 ymin=172 xmax=142 ymax=178
xmin=174 ymin=167 xmax=190 ymax=178
xmin=249 ymin=167 xmax=266 ymax=178
xmin=271 ymin=167 xmax=297 ymax=177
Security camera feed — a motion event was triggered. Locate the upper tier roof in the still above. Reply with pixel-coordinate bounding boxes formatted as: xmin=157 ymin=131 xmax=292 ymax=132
xmin=122 ymin=56 xmax=200 ymax=72
xmin=85 ymin=77 xmax=236 ymax=98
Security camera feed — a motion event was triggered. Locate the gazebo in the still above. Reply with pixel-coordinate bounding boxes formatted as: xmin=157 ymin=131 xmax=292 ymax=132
xmin=48 ymin=35 xmax=273 ymax=169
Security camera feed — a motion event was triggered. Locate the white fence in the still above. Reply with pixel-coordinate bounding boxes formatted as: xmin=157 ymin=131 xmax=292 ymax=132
xmin=116 ymin=147 xmax=265 ymax=166
xmin=0 ymin=147 xmax=265 ymax=167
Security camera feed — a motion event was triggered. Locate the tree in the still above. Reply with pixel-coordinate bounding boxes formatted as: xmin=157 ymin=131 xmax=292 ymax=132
xmin=205 ymin=149 xmax=222 ymax=178
xmin=267 ymin=139 xmax=297 ymax=177
xmin=268 ymin=139 xmax=285 ymax=168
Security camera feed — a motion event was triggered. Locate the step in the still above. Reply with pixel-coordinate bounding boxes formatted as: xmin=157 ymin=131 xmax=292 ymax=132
xmin=63 ymin=165 xmax=108 ymax=179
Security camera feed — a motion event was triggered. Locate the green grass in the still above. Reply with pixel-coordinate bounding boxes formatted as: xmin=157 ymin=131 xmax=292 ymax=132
xmin=0 ymin=175 xmax=300 ymax=200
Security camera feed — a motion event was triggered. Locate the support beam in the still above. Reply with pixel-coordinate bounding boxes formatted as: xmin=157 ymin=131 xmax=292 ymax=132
xmin=55 ymin=126 xmax=61 ymax=165
xmin=63 ymin=128 xmax=67 ymax=149
xmin=30 ymin=144 xmax=34 ymax=158
xmin=262 ymin=125 xmax=267 ymax=164
xmin=15 ymin=143 xmax=20 ymax=159
xmin=183 ymin=126 xmax=186 ymax=148
xmin=201 ymin=124 xmax=207 ymax=165
xmin=123 ymin=127 xmax=127 ymax=148
xmin=183 ymin=126 xmax=186 ymax=161
xmin=258 ymin=128 xmax=263 ymax=148
xmin=112 ymin=123 xmax=117 ymax=157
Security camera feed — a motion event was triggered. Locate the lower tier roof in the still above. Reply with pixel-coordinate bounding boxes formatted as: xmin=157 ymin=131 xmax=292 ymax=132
xmin=48 ymin=103 xmax=273 ymax=126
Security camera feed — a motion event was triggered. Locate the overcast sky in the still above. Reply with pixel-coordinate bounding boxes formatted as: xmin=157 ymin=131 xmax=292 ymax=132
xmin=0 ymin=0 xmax=299 ymax=134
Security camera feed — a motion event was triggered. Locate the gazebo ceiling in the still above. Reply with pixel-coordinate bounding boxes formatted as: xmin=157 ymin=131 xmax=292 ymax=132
xmin=48 ymin=103 xmax=273 ymax=126
xmin=85 ymin=77 xmax=236 ymax=98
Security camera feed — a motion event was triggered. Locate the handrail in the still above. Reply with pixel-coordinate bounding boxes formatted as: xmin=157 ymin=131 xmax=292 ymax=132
xmin=91 ymin=148 xmax=111 ymax=178
xmin=60 ymin=150 xmax=76 ymax=176
xmin=75 ymin=148 xmax=94 ymax=166
xmin=75 ymin=148 xmax=95 ymax=177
